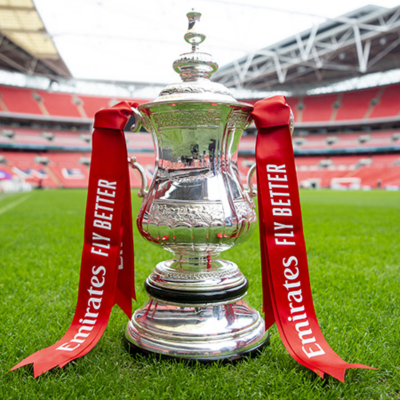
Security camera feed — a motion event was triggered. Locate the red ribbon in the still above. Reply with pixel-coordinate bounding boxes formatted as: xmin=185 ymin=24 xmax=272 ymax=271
xmin=252 ymin=95 xmax=374 ymax=381
xmin=11 ymin=102 xmax=137 ymax=377
xmin=11 ymin=98 xmax=374 ymax=381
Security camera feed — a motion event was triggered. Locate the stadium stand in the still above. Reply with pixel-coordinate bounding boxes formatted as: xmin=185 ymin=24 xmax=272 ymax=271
xmin=1 ymin=83 xmax=400 ymax=190
xmin=1 ymin=151 xmax=59 ymax=188
xmin=78 ymin=95 xmax=113 ymax=119
xmin=300 ymin=93 xmax=339 ymax=123
xmin=0 ymin=85 xmax=150 ymax=119
xmin=36 ymin=90 xmax=83 ymax=118
xmin=0 ymin=86 xmax=44 ymax=115
xmin=43 ymin=152 xmax=89 ymax=188
xmin=240 ymin=153 xmax=400 ymax=189
xmin=368 ymin=83 xmax=400 ymax=119
xmin=279 ymin=84 xmax=400 ymax=124
xmin=335 ymin=87 xmax=381 ymax=121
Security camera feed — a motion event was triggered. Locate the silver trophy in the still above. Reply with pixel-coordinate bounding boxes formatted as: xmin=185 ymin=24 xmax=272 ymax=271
xmin=125 ymin=10 xmax=269 ymax=361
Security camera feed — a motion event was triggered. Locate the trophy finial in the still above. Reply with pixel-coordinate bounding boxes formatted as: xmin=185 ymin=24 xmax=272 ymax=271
xmin=173 ymin=10 xmax=218 ymax=82
xmin=184 ymin=9 xmax=206 ymax=51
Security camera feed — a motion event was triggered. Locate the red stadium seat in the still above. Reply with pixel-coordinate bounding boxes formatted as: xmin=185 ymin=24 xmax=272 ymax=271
xmin=0 ymin=86 xmax=43 ymax=115
xmin=301 ymin=93 xmax=339 ymax=122
xmin=77 ymin=95 xmax=113 ymax=119
xmin=335 ymin=87 xmax=380 ymax=121
xmin=44 ymin=152 xmax=90 ymax=188
xmin=36 ymin=90 xmax=82 ymax=118
xmin=369 ymin=83 xmax=400 ymax=119
xmin=3 ymin=151 xmax=59 ymax=188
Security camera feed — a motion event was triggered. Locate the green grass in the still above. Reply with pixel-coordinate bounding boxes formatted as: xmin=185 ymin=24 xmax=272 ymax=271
xmin=1 ymin=189 xmax=399 ymax=399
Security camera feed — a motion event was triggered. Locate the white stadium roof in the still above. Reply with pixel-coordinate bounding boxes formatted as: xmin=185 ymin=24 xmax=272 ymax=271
xmin=0 ymin=0 xmax=71 ymax=77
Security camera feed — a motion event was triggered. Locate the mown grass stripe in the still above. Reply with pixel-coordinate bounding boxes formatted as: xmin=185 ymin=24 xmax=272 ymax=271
xmin=0 ymin=194 xmax=31 ymax=216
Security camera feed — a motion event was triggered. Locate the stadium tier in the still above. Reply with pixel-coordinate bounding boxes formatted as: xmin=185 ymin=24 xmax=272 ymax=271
xmin=1 ymin=83 xmax=400 ymax=122
xmin=0 ymin=150 xmax=155 ymax=190
xmin=76 ymin=95 xmax=110 ymax=118
xmin=0 ymin=86 xmax=44 ymax=115
xmin=0 ymin=83 xmax=399 ymax=190
xmin=0 ymin=85 xmax=149 ymax=119
xmin=240 ymin=154 xmax=400 ymax=189
xmin=369 ymin=83 xmax=400 ymax=119
xmin=300 ymin=93 xmax=339 ymax=122
xmin=35 ymin=91 xmax=83 ymax=118
xmin=0 ymin=127 xmax=92 ymax=149
xmin=287 ymin=84 xmax=400 ymax=123
xmin=335 ymin=87 xmax=381 ymax=121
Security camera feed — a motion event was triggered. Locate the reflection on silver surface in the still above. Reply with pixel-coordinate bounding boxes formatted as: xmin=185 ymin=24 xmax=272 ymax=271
xmin=126 ymin=300 xmax=268 ymax=359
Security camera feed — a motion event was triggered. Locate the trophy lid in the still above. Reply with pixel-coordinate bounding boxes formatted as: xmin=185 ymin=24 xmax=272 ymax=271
xmin=147 ymin=10 xmax=244 ymax=105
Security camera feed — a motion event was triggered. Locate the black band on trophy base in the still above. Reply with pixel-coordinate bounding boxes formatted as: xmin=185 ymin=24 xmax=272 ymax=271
xmin=124 ymin=331 xmax=270 ymax=364
xmin=144 ymin=278 xmax=249 ymax=304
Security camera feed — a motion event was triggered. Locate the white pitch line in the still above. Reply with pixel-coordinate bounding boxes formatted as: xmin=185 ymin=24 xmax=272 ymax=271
xmin=0 ymin=194 xmax=31 ymax=216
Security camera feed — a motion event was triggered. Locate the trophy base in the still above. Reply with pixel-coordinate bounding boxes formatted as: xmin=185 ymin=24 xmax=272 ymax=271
xmin=124 ymin=333 xmax=269 ymax=363
xmin=124 ymin=299 xmax=268 ymax=362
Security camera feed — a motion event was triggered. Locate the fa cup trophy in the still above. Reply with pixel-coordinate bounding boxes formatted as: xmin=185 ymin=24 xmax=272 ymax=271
xmin=124 ymin=10 xmax=269 ymax=361
xmin=11 ymin=9 xmax=373 ymax=381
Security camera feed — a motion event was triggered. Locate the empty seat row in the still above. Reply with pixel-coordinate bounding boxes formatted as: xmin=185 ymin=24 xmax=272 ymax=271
xmin=2 ymin=125 xmax=398 ymax=154
xmin=0 ymin=151 xmax=156 ymax=189
xmin=1 ymin=83 xmax=400 ymax=122
xmin=1 ymin=150 xmax=398 ymax=190
xmin=0 ymin=85 xmax=149 ymax=119
xmin=238 ymin=154 xmax=400 ymax=189
xmin=240 ymin=130 xmax=400 ymax=152
xmin=276 ymin=83 xmax=400 ymax=122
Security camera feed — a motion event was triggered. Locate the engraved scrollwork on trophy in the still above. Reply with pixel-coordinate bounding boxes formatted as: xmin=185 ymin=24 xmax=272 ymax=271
xmin=170 ymin=169 xmax=214 ymax=183
xmin=159 ymin=269 xmax=238 ymax=281
xmin=159 ymin=83 xmax=232 ymax=97
xmin=227 ymin=111 xmax=250 ymax=131
xmin=153 ymin=110 xmax=221 ymax=129
xmin=149 ymin=202 xmax=225 ymax=226
xmin=234 ymin=200 xmax=256 ymax=221
xmin=141 ymin=112 xmax=153 ymax=133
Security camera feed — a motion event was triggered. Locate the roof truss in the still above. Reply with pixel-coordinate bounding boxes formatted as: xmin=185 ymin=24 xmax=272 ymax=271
xmin=213 ymin=5 xmax=400 ymax=94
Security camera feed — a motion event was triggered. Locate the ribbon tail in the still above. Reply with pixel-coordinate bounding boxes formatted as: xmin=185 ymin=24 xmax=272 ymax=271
xmin=257 ymin=191 xmax=275 ymax=331
xmin=10 ymin=354 xmax=40 ymax=373
xmin=323 ymin=363 xmax=377 ymax=383
xmin=114 ymin=160 xmax=136 ymax=318
xmin=11 ymin=352 xmax=68 ymax=378
xmin=252 ymin=95 xmax=375 ymax=382
xmin=10 ymin=102 xmax=137 ymax=377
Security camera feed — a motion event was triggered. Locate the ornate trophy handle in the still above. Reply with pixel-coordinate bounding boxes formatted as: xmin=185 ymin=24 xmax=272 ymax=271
xmin=130 ymin=107 xmax=143 ymax=133
xmin=128 ymin=156 xmax=148 ymax=198
xmin=289 ymin=107 xmax=295 ymax=136
xmin=246 ymin=163 xmax=257 ymax=198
